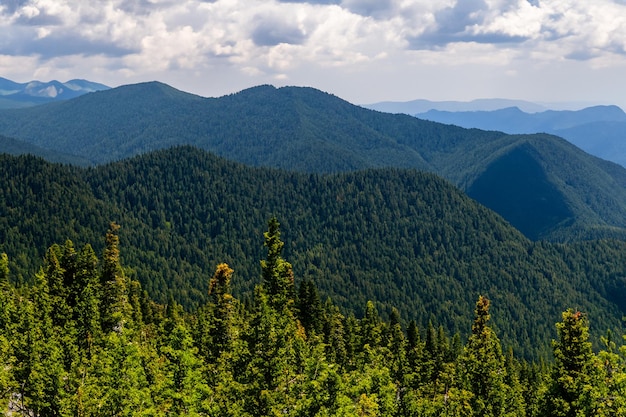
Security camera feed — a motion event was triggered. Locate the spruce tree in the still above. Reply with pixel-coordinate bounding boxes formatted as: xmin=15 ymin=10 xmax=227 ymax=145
xmin=260 ymin=217 xmax=294 ymax=312
xmin=542 ymin=309 xmax=601 ymax=417
xmin=208 ymin=263 xmax=235 ymax=357
xmin=458 ymin=295 xmax=510 ymax=417
xmin=101 ymin=222 xmax=132 ymax=332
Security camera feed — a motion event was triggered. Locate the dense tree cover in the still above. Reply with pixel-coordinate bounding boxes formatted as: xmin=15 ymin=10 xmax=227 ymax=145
xmin=3 ymin=83 xmax=626 ymax=240
xmin=3 ymin=149 xmax=626 ymax=358
xmin=2 ymin=222 xmax=626 ymax=416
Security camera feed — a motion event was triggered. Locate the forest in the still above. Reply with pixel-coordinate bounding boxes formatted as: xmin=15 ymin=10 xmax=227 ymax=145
xmin=4 ymin=149 xmax=626 ymax=359
xmin=1 ymin=220 xmax=625 ymax=416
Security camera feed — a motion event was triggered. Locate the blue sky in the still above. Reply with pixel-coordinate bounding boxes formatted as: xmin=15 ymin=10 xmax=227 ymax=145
xmin=2 ymin=0 xmax=626 ymax=108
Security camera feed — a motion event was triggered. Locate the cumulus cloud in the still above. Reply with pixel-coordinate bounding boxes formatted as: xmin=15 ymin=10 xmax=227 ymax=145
xmin=1 ymin=0 xmax=626 ymax=107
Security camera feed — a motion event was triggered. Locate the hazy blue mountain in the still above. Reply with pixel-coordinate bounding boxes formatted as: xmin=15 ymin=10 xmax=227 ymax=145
xmin=417 ymin=105 xmax=626 ymax=132
xmin=416 ymin=105 xmax=626 ymax=167
xmin=555 ymin=121 xmax=626 ymax=167
xmin=364 ymin=98 xmax=550 ymax=114
xmin=2 ymin=82 xmax=626 ymax=241
xmin=0 ymin=77 xmax=109 ymax=108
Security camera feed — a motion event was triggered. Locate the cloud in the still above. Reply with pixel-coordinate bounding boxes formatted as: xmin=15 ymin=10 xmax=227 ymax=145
xmin=0 ymin=0 xmax=29 ymax=14
xmin=2 ymin=0 xmax=626 ymax=111
xmin=251 ymin=18 xmax=308 ymax=46
xmin=407 ymin=0 xmax=535 ymax=49
xmin=341 ymin=0 xmax=396 ymax=18
xmin=277 ymin=0 xmax=340 ymax=4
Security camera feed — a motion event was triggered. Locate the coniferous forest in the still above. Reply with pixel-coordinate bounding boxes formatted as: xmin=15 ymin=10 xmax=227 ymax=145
xmin=1 ymin=220 xmax=625 ymax=416
xmin=2 ymin=109 xmax=626 ymax=414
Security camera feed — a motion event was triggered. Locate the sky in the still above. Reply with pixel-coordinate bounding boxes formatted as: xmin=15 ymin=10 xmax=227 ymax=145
xmin=2 ymin=0 xmax=626 ymax=108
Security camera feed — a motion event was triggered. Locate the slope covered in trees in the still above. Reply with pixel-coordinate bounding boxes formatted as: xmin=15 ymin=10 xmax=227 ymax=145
xmin=2 ymin=83 xmax=626 ymax=240
xmin=2 ymin=148 xmax=626 ymax=358
xmin=1 ymin=222 xmax=626 ymax=416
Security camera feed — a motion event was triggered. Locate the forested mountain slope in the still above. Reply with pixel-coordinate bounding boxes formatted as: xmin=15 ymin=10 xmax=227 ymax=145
xmin=0 ymin=134 xmax=90 ymax=165
xmin=1 ymin=82 xmax=626 ymax=240
xmin=2 ymin=147 xmax=626 ymax=358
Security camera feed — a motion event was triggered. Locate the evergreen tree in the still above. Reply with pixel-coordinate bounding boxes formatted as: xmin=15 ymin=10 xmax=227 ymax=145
xmin=296 ymin=279 xmax=324 ymax=336
xmin=101 ymin=222 xmax=132 ymax=332
xmin=155 ymin=321 xmax=210 ymax=415
xmin=596 ymin=329 xmax=626 ymax=415
xmin=0 ymin=253 xmax=15 ymax=411
xmin=70 ymin=243 xmax=102 ymax=361
xmin=208 ymin=263 xmax=235 ymax=356
xmin=458 ymin=295 xmax=511 ymax=417
xmin=260 ymin=217 xmax=295 ymax=312
xmin=542 ymin=309 xmax=600 ymax=417
xmin=13 ymin=269 xmax=67 ymax=416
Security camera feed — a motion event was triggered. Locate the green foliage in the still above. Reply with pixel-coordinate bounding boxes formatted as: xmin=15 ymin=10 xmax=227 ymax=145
xmin=4 ymin=150 xmax=626 ymax=358
xmin=4 ymin=224 xmax=626 ymax=416
xmin=542 ymin=310 xmax=600 ymax=417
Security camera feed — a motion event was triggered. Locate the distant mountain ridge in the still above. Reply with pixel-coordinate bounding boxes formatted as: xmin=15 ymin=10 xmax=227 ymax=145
xmin=2 ymin=82 xmax=626 ymax=241
xmin=364 ymin=98 xmax=551 ymax=114
xmin=416 ymin=105 xmax=626 ymax=167
xmin=0 ymin=77 xmax=109 ymax=108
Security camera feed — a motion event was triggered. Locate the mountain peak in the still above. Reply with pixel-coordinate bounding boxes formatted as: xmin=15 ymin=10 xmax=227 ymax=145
xmin=0 ymin=76 xmax=110 ymax=108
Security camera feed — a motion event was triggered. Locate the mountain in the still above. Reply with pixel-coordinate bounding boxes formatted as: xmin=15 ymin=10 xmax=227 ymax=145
xmin=0 ymin=77 xmax=109 ymax=108
xmin=363 ymin=98 xmax=550 ymax=114
xmin=2 ymin=82 xmax=626 ymax=241
xmin=3 ymin=147 xmax=626 ymax=358
xmin=417 ymin=105 xmax=626 ymax=167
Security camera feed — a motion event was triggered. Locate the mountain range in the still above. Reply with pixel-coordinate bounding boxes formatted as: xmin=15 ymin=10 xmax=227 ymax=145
xmin=416 ymin=105 xmax=626 ymax=168
xmin=1 ymin=82 xmax=626 ymax=241
xmin=0 ymin=77 xmax=109 ymax=109
xmin=4 ymin=80 xmax=626 ymax=356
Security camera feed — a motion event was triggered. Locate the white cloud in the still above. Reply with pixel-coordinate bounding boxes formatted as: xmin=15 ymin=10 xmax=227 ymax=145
xmin=2 ymin=0 xmax=626 ymax=107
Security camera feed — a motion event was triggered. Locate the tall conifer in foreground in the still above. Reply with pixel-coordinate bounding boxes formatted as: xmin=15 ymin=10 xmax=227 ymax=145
xmin=458 ymin=295 xmax=514 ymax=417
xmin=542 ymin=309 xmax=599 ymax=417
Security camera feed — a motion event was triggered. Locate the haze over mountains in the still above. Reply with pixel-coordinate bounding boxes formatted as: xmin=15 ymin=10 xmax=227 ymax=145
xmin=1 ymin=81 xmax=626 ymax=241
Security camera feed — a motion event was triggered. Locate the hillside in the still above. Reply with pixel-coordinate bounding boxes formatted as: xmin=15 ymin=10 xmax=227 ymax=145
xmin=0 ymin=134 xmax=91 ymax=165
xmin=2 ymin=82 xmax=626 ymax=241
xmin=2 ymin=148 xmax=626 ymax=358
